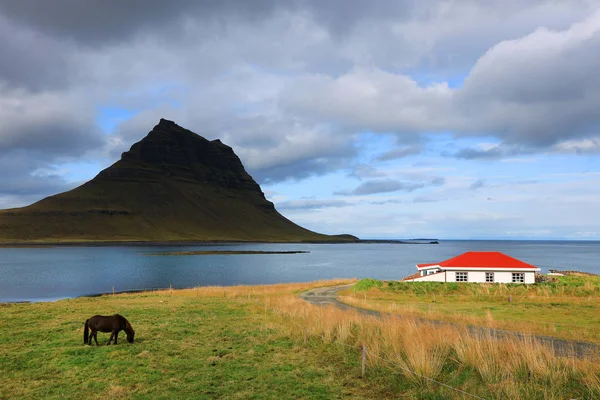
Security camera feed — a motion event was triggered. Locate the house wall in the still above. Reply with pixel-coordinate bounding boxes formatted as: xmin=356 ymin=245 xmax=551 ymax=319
xmin=446 ymin=270 xmax=536 ymax=284
xmin=410 ymin=272 xmax=446 ymax=282
xmin=419 ymin=266 xmax=441 ymax=276
xmin=525 ymin=272 xmax=535 ymax=284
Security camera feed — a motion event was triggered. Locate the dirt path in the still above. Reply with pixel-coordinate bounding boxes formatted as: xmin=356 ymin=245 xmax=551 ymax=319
xmin=300 ymin=285 xmax=600 ymax=358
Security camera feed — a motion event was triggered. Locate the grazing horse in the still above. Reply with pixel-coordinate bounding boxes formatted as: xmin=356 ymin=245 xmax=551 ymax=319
xmin=84 ymin=314 xmax=135 ymax=345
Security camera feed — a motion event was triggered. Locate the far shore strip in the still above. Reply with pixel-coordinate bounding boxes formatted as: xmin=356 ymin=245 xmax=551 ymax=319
xmin=150 ymin=250 xmax=310 ymax=256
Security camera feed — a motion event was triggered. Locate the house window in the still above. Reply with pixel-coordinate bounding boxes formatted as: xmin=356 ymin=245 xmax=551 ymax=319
xmin=512 ymin=273 xmax=525 ymax=283
xmin=456 ymin=272 xmax=468 ymax=282
xmin=485 ymin=272 xmax=494 ymax=283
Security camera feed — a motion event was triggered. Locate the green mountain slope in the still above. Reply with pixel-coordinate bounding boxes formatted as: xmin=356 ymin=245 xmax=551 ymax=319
xmin=0 ymin=119 xmax=358 ymax=243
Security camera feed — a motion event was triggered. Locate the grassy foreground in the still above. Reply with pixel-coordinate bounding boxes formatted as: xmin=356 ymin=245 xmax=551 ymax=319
xmin=338 ymin=276 xmax=600 ymax=344
xmin=1 ymin=279 xmax=599 ymax=399
xmin=0 ymin=279 xmax=395 ymax=400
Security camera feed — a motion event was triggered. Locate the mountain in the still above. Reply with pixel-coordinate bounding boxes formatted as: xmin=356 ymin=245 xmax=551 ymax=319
xmin=0 ymin=119 xmax=358 ymax=243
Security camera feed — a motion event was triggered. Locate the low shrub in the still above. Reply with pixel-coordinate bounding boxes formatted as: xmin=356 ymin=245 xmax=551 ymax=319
xmin=353 ymin=278 xmax=383 ymax=292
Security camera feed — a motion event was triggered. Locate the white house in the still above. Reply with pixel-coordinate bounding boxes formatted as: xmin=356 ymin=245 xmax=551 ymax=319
xmin=402 ymin=251 xmax=540 ymax=284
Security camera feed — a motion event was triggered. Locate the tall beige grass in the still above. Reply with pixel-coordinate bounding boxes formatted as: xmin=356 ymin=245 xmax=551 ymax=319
xmin=150 ymin=278 xmax=357 ymax=298
xmin=151 ymin=279 xmax=599 ymax=398
xmin=337 ymin=292 xmax=600 ymax=343
xmin=261 ymin=292 xmax=599 ymax=399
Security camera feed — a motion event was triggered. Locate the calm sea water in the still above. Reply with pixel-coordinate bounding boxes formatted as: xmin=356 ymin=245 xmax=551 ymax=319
xmin=0 ymin=240 xmax=598 ymax=302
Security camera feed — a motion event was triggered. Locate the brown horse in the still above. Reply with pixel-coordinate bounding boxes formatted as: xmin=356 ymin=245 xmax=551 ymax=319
xmin=84 ymin=314 xmax=135 ymax=345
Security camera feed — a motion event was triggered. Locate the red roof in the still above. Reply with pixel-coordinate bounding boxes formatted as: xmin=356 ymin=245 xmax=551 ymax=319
xmin=418 ymin=252 xmax=538 ymax=270
xmin=416 ymin=262 xmax=439 ymax=268
xmin=401 ymin=272 xmax=422 ymax=281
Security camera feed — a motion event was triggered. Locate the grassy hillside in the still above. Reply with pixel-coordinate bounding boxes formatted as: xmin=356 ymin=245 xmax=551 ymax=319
xmin=0 ymin=177 xmax=347 ymax=243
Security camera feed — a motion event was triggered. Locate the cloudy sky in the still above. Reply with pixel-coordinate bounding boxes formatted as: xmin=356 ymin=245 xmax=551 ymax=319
xmin=1 ymin=0 xmax=599 ymax=240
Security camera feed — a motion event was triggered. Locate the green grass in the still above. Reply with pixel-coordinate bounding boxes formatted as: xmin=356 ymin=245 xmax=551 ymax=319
xmin=353 ymin=278 xmax=383 ymax=292
xmin=385 ymin=275 xmax=600 ymax=296
xmin=2 ymin=281 xmax=599 ymax=399
xmin=0 ymin=290 xmax=395 ymax=399
xmin=339 ymin=276 xmax=600 ymax=343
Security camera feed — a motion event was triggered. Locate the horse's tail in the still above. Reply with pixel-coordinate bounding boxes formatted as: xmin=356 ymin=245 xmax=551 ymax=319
xmin=83 ymin=319 xmax=89 ymax=345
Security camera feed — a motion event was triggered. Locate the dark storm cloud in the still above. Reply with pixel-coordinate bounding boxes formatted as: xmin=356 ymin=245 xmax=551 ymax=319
xmin=0 ymin=117 xmax=103 ymax=157
xmin=0 ymin=15 xmax=72 ymax=91
xmin=0 ymin=0 xmax=282 ymax=45
xmin=0 ymin=89 xmax=104 ymax=157
xmin=301 ymin=0 xmax=416 ymax=36
xmin=0 ymin=0 xmax=422 ymax=45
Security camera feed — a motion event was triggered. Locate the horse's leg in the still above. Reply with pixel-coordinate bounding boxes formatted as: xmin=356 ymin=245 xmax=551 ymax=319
xmin=106 ymin=331 xmax=114 ymax=345
xmin=91 ymin=329 xmax=99 ymax=346
xmin=114 ymin=331 xmax=119 ymax=345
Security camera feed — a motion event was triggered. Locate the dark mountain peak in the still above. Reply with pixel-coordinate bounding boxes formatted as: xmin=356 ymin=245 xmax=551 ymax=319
xmin=101 ymin=119 xmax=260 ymax=193
xmin=158 ymin=117 xmax=175 ymax=125
xmin=0 ymin=120 xmax=359 ymax=243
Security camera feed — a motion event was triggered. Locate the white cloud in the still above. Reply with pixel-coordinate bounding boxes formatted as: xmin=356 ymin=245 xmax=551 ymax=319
xmin=0 ymin=1 xmax=599 ymax=239
xmin=551 ymin=138 xmax=600 ymax=154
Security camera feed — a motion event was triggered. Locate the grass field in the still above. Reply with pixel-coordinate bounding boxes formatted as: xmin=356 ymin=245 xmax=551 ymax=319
xmin=338 ymin=276 xmax=600 ymax=343
xmin=0 ymin=279 xmax=393 ymax=400
xmin=1 ymin=279 xmax=599 ymax=399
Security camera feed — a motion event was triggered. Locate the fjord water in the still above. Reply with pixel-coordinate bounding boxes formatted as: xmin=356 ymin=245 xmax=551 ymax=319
xmin=1 ymin=240 xmax=598 ymax=302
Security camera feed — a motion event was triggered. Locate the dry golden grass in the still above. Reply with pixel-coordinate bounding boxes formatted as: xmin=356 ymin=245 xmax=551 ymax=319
xmin=159 ymin=278 xmax=357 ymax=298
xmin=239 ymin=286 xmax=600 ymax=399
xmin=3 ymin=279 xmax=394 ymax=400
xmin=116 ymin=279 xmax=600 ymax=399
xmin=337 ymin=289 xmax=600 ymax=343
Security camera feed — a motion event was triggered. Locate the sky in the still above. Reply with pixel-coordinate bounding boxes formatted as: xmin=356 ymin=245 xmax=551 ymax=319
xmin=1 ymin=0 xmax=600 ymax=240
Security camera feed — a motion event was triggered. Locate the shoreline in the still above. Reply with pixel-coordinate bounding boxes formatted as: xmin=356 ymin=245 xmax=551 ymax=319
xmin=0 ymin=239 xmax=439 ymax=248
xmin=3 ymin=286 xmax=192 ymax=304
xmin=149 ymin=250 xmax=311 ymax=256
